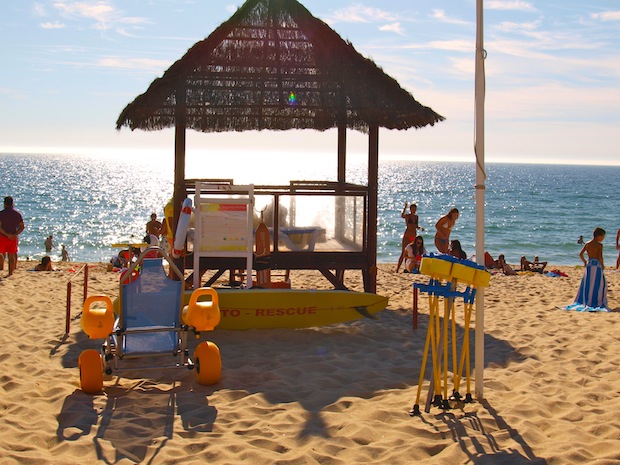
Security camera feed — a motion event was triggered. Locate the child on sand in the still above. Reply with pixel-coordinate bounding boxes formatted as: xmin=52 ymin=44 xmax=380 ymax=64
xmin=564 ymin=227 xmax=608 ymax=312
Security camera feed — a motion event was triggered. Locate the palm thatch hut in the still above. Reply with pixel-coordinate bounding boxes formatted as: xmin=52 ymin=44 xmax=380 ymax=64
xmin=116 ymin=0 xmax=443 ymax=292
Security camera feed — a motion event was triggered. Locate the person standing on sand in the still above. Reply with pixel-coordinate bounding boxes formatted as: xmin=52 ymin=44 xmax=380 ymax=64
xmin=0 ymin=196 xmax=25 ymax=277
xmin=566 ymin=227 xmax=609 ymax=311
xmin=146 ymin=213 xmax=163 ymax=239
xmin=395 ymin=202 xmax=424 ymax=272
xmin=434 ymin=208 xmax=459 ymax=253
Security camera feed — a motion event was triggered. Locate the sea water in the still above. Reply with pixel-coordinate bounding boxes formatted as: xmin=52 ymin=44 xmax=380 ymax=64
xmin=1 ymin=152 xmax=618 ymax=267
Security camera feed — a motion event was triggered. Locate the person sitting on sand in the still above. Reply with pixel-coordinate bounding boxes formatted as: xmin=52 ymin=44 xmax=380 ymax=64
xmin=404 ymin=235 xmax=426 ymax=273
xmin=448 ymin=239 xmax=467 ymax=260
xmin=521 ymin=255 xmax=547 ymax=273
xmin=497 ymin=254 xmax=517 ymax=275
xmin=484 ymin=251 xmax=498 ymax=269
xmin=34 ymin=256 xmax=53 ymax=271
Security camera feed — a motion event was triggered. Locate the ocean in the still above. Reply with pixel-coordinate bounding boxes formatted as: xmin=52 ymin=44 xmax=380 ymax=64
xmin=1 ymin=152 xmax=618 ymax=267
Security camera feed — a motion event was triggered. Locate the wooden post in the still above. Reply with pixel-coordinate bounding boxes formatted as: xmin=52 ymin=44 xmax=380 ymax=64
xmin=413 ymin=286 xmax=418 ymax=330
xmin=337 ymin=126 xmax=346 ymax=183
xmin=65 ymin=281 xmax=72 ymax=335
xmin=335 ymin=126 xmax=346 ymax=242
xmin=364 ymin=125 xmax=379 ymax=293
xmin=173 ymin=85 xmax=187 ymax=276
xmin=83 ymin=264 xmax=88 ymax=303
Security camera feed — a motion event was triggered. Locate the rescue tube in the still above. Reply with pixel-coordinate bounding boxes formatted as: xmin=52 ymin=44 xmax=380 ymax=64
xmin=172 ymin=198 xmax=192 ymax=259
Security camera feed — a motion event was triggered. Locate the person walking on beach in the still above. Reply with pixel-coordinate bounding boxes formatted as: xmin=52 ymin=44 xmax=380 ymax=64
xmin=434 ymin=207 xmax=459 ymax=253
xmin=566 ymin=227 xmax=608 ymax=311
xmin=396 ymin=202 xmax=424 ymax=272
xmin=0 ymin=196 xmax=25 ymax=277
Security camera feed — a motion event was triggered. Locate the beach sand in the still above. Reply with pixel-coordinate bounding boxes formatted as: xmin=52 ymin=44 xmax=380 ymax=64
xmin=0 ymin=261 xmax=619 ymax=464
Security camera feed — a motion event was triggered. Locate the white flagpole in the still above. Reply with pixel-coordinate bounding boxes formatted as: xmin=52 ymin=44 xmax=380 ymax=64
xmin=474 ymin=0 xmax=487 ymax=399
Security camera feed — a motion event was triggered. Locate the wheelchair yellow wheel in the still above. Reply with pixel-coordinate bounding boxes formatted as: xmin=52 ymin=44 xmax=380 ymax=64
xmin=79 ymin=349 xmax=103 ymax=394
xmin=194 ymin=341 xmax=221 ymax=385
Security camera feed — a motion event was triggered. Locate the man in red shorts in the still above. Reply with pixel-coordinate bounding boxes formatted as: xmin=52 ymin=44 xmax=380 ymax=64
xmin=0 ymin=196 xmax=25 ymax=277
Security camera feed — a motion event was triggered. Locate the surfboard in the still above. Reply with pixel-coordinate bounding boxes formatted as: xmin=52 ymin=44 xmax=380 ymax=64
xmin=183 ymin=289 xmax=389 ymax=330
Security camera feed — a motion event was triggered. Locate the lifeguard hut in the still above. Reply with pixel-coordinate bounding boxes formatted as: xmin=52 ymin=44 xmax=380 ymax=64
xmin=116 ymin=0 xmax=443 ymax=292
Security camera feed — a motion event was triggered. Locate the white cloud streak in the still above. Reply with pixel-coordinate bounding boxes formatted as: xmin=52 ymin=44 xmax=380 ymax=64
xmin=486 ymin=0 xmax=536 ymax=12
xmin=379 ymin=22 xmax=404 ymax=35
xmin=431 ymin=9 xmax=470 ymax=26
xmin=96 ymin=57 xmax=170 ymax=72
xmin=51 ymin=1 xmax=149 ymax=33
xmin=591 ymin=11 xmax=620 ymax=21
xmin=40 ymin=22 xmax=66 ymax=29
xmin=323 ymin=5 xmax=398 ymax=24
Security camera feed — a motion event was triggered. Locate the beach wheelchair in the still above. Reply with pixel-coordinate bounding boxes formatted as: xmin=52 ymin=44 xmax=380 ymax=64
xmin=78 ymin=246 xmax=222 ymax=394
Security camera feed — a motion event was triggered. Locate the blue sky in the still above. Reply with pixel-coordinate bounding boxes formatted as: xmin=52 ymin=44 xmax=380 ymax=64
xmin=1 ymin=0 xmax=619 ymax=166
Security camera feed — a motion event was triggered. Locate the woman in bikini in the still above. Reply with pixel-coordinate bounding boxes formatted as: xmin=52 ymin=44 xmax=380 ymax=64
xmin=434 ymin=207 xmax=459 ymax=253
xmin=396 ymin=203 xmax=424 ymax=272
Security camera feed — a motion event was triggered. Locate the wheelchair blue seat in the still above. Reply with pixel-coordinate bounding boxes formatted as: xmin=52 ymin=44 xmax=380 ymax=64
xmin=118 ymin=257 xmax=182 ymax=356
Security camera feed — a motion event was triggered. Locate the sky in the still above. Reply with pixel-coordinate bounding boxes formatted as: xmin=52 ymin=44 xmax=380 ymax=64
xmin=1 ymin=0 xmax=619 ymax=166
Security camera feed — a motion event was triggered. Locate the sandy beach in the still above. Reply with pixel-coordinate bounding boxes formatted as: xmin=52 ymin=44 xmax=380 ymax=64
xmin=0 ymin=261 xmax=618 ymax=464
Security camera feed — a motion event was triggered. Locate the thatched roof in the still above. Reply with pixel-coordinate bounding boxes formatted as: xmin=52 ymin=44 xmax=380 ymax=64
xmin=116 ymin=0 xmax=444 ymax=133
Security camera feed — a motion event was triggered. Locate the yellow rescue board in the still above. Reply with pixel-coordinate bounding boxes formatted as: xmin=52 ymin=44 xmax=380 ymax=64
xmin=185 ymin=289 xmax=389 ymax=330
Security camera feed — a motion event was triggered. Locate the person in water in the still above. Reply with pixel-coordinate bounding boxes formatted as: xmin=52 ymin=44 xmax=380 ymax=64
xmin=395 ymin=202 xmax=424 ymax=273
xmin=434 ymin=208 xmax=459 ymax=254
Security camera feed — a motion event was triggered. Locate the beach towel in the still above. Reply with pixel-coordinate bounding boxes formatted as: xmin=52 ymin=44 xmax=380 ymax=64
xmin=561 ymin=258 xmax=609 ymax=312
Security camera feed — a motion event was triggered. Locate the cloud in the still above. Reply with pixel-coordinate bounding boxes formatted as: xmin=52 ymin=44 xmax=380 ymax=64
xmin=96 ymin=57 xmax=171 ymax=72
xmin=495 ymin=20 xmax=541 ymax=33
xmin=591 ymin=11 xmax=620 ymax=21
xmin=51 ymin=1 xmax=149 ymax=33
xmin=323 ymin=5 xmax=398 ymax=24
xmin=486 ymin=0 xmax=536 ymax=12
xmin=431 ymin=9 xmax=470 ymax=26
xmin=40 ymin=21 xmax=66 ymax=29
xmin=226 ymin=4 xmax=241 ymax=14
xmin=379 ymin=22 xmax=404 ymax=35
xmin=53 ymin=1 xmax=115 ymax=23
xmin=33 ymin=3 xmax=46 ymax=17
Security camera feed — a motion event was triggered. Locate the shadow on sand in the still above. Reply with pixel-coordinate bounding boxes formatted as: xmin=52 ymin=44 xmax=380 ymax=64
xmin=56 ymin=309 xmax=540 ymax=463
